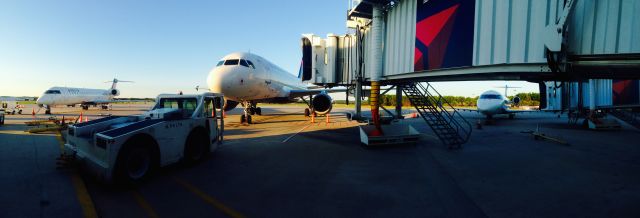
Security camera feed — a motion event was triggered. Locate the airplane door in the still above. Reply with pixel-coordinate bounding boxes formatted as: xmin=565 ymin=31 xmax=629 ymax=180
xmin=203 ymin=97 xmax=223 ymax=150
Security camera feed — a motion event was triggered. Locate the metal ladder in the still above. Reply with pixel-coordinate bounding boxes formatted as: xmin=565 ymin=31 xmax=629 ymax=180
xmin=400 ymin=82 xmax=472 ymax=149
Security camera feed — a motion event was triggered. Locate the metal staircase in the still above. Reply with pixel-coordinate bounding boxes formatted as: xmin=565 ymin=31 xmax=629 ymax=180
xmin=400 ymin=82 xmax=472 ymax=149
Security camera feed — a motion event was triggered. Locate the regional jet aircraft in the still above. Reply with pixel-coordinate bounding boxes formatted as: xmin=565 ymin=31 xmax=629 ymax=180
xmin=36 ymin=78 xmax=132 ymax=114
xmin=206 ymin=52 xmax=337 ymax=124
xmin=459 ymin=86 xmax=538 ymax=120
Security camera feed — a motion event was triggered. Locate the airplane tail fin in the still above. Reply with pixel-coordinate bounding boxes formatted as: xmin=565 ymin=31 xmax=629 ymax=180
xmin=297 ymin=59 xmax=303 ymax=79
xmin=105 ymin=78 xmax=134 ymax=89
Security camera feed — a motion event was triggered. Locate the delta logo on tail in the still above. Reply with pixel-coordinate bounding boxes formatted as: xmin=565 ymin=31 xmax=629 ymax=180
xmin=414 ymin=0 xmax=475 ymax=71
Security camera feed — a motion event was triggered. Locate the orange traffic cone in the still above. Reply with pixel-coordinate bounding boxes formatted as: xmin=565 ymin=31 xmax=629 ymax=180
xmin=311 ymin=113 xmax=315 ymax=123
xmin=78 ymin=112 xmax=83 ymax=123
xmin=325 ymin=113 xmax=330 ymax=124
xmin=84 ymin=116 xmax=88 ymax=122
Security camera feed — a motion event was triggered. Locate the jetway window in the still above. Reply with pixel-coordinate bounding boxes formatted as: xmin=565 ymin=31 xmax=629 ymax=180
xmin=45 ymin=90 xmax=61 ymax=94
xmin=216 ymin=60 xmax=224 ymax=66
xmin=480 ymin=94 xmax=502 ymax=99
xmin=224 ymin=59 xmax=239 ymax=65
xmin=240 ymin=59 xmax=249 ymax=68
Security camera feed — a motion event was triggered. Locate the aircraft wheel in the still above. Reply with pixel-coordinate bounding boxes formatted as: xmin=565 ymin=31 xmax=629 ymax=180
xmin=256 ymin=107 xmax=262 ymax=115
xmin=246 ymin=115 xmax=252 ymax=124
xmin=82 ymin=105 xmax=89 ymax=110
xmin=18 ymin=110 xmax=22 ymax=115
xmin=249 ymin=108 xmax=255 ymax=115
xmin=304 ymin=108 xmax=310 ymax=117
xmin=45 ymin=109 xmax=51 ymax=115
xmin=240 ymin=114 xmax=246 ymax=123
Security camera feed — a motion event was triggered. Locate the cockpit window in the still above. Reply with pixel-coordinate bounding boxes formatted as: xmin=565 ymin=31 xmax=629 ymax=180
xmin=246 ymin=60 xmax=255 ymax=69
xmin=45 ymin=90 xmax=61 ymax=94
xmin=240 ymin=59 xmax=249 ymax=67
xmin=224 ymin=59 xmax=239 ymax=65
xmin=480 ymin=94 xmax=502 ymax=99
xmin=216 ymin=60 xmax=224 ymax=66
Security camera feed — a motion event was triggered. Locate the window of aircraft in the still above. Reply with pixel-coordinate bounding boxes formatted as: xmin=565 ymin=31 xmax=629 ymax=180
xmin=240 ymin=59 xmax=249 ymax=68
xmin=246 ymin=60 xmax=255 ymax=69
xmin=224 ymin=59 xmax=239 ymax=65
xmin=216 ymin=60 xmax=224 ymax=66
xmin=45 ymin=90 xmax=61 ymax=94
xmin=480 ymin=94 xmax=502 ymax=99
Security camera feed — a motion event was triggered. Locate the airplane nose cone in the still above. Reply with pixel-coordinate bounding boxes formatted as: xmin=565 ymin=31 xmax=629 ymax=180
xmin=207 ymin=68 xmax=225 ymax=93
xmin=36 ymin=96 xmax=45 ymax=105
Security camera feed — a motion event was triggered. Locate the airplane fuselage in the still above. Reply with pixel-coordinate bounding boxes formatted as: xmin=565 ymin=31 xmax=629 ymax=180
xmin=476 ymin=90 xmax=510 ymax=117
xmin=207 ymin=52 xmax=306 ymax=102
xmin=36 ymin=87 xmax=113 ymax=106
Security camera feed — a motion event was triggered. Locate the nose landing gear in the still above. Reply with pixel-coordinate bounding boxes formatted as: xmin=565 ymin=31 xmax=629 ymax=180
xmin=45 ymin=105 xmax=51 ymax=115
xmin=240 ymin=101 xmax=262 ymax=124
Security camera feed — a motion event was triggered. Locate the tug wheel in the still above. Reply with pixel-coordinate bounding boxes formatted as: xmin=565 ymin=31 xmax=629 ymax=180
xmin=114 ymin=137 xmax=158 ymax=186
xmin=184 ymin=130 xmax=209 ymax=165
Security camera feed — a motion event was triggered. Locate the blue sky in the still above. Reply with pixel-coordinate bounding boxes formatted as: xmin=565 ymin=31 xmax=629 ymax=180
xmin=0 ymin=0 xmax=538 ymax=98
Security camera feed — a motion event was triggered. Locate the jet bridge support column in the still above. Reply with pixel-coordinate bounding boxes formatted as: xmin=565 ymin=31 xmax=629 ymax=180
xmin=369 ymin=6 xmax=383 ymax=136
xmin=355 ymin=80 xmax=362 ymax=119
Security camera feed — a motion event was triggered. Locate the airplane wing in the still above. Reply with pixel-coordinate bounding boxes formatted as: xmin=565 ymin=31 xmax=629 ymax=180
xmin=504 ymin=109 xmax=540 ymax=113
xmin=289 ymin=89 xmax=330 ymax=98
xmin=455 ymin=108 xmax=479 ymax=112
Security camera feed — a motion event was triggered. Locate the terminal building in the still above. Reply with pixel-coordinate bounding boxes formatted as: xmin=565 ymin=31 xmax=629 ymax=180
xmin=301 ymin=0 xmax=640 ymax=146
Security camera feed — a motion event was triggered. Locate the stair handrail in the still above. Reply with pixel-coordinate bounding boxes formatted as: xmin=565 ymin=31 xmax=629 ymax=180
xmin=416 ymin=82 xmax=473 ymax=143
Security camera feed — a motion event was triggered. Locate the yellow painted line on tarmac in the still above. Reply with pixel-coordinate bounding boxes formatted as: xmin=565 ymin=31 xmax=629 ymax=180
xmin=132 ymin=191 xmax=159 ymax=218
xmin=55 ymin=132 xmax=98 ymax=218
xmin=70 ymin=174 xmax=99 ymax=218
xmin=55 ymin=131 xmax=65 ymax=151
xmin=173 ymin=177 xmax=245 ymax=218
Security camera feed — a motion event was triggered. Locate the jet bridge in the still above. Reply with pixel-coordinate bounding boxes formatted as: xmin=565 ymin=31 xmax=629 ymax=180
xmin=302 ymin=0 xmax=640 ymax=146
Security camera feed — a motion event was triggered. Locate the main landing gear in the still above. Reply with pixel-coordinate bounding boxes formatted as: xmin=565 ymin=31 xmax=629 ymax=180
xmin=302 ymin=95 xmax=316 ymax=117
xmin=240 ymin=101 xmax=262 ymax=124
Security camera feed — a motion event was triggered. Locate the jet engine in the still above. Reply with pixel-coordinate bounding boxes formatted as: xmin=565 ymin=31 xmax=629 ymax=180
xmin=311 ymin=93 xmax=333 ymax=115
xmin=224 ymin=99 xmax=240 ymax=111
xmin=512 ymin=96 xmax=521 ymax=107
xmin=109 ymin=89 xmax=120 ymax=96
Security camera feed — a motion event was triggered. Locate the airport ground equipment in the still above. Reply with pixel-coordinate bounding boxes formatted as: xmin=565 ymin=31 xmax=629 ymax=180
xmin=63 ymin=93 xmax=225 ymax=184
xmin=359 ymin=124 xmax=420 ymax=147
xmin=523 ymin=125 xmax=569 ymax=146
xmin=400 ymin=82 xmax=472 ymax=149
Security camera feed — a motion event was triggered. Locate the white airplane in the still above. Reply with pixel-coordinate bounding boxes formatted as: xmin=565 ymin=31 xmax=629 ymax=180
xmin=206 ymin=52 xmax=336 ymax=124
xmin=457 ymin=84 xmax=533 ymax=120
xmin=36 ymin=78 xmax=132 ymax=114
xmin=475 ymin=90 xmax=522 ymax=119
